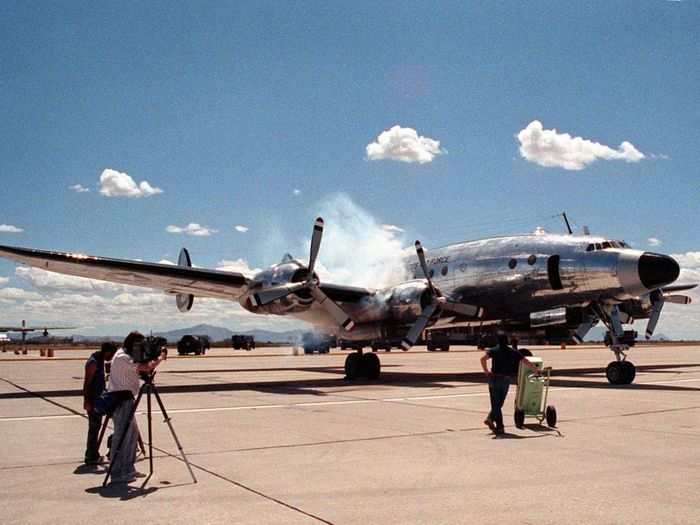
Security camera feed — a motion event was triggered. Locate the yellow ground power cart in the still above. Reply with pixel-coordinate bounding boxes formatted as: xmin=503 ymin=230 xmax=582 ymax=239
xmin=513 ymin=356 xmax=557 ymax=428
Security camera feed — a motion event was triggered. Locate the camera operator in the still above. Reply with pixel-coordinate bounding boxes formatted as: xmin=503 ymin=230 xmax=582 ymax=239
xmin=107 ymin=331 xmax=166 ymax=484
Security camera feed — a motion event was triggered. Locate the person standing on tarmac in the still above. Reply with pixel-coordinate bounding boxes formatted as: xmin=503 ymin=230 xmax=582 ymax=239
xmin=480 ymin=334 xmax=539 ymax=435
xmin=82 ymin=342 xmax=117 ymax=464
xmin=108 ymin=332 xmax=166 ymax=484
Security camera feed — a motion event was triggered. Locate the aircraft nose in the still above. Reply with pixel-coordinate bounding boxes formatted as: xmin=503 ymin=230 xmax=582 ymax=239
xmin=638 ymin=252 xmax=680 ymax=290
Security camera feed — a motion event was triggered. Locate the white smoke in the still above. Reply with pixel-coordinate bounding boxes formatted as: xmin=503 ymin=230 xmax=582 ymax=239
xmin=303 ymin=194 xmax=411 ymax=289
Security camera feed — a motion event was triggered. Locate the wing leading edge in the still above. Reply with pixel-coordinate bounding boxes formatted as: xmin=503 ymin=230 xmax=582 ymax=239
xmin=0 ymin=245 xmax=250 ymax=301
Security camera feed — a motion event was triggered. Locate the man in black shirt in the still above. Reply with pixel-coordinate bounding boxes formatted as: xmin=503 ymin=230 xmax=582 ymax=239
xmin=82 ymin=342 xmax=117 ymax=464
xmin=480 ymin=334 xmax=539 ymax=435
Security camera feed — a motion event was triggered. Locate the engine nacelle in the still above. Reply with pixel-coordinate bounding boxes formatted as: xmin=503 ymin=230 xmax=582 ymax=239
xmin=386 ymin=281 xmax=432 ymax=323
xmin=240 ymin=260 xmax=316 ymax=314
xmin=350 ymin=280 xmax=431 ymax=325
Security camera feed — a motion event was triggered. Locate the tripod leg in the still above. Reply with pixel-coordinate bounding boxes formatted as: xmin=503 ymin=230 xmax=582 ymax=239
xmin=136 ymin=429 xmax=146 ymax=456
xmin=103 ymin=391 xmax=142 ymax=487
xmin=96 ymin=414 xmax=110 ymax=452
xmin=151 ymin=387 xmax=198 ymax=483
xmin=147 ymin=385 xmax=154 ymax=475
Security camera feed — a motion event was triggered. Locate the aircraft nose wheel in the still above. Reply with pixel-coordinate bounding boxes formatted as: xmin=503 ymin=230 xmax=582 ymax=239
xmin=606 ymin=361 xmax=635 ymax=385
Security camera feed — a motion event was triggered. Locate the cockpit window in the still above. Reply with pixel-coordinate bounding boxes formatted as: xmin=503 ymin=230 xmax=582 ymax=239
xmin=588 ymin=240 xmax=629 ymax=252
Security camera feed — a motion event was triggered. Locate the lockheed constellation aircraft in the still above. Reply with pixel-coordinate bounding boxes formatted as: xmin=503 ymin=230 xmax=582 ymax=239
xmin=0 ymin=217 xmax=693 ymax=384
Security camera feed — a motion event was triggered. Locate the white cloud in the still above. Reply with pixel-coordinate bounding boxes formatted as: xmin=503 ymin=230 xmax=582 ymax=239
xmin=0 ymin=276 xmax=9 ymax=287
xmin=69 ymin=184 xmax=90 ymax=193
xmin=293 ymin=189 xmax=301 ymax=196
xmin=216 ymin=258 xmax=260 ymax=277
xmin=647 ymin=237 xmax=662 ymax=247
xmin=166 ymin=223 xmax=218 ymax=237
xmin=0 ymin=224 xmax=24 ymax=233
xmin=366 ymin=125 xmax=445 ymax=164
xmin=99 ymin=168 xmax=163 ymax=198
xmin=381 ymin=224 xmax=405 ymax=234
xmin=672 ymin=252 xmax=700 ymax=269
xmin=234 ymin=225 xmax=249 ymax=233
xmin=0 ymin=287 xmax=43 ymax=302
xmin=517 ymin=120 xmax=645 ymax=170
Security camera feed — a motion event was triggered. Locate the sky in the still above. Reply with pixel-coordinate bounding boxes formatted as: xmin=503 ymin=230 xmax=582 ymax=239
xmin=1 ymin=1 xmax=699 ymax=337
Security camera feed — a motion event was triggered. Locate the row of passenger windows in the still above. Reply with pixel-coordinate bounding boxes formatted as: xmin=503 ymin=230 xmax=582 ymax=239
xmin=508 ymin=254 xmax=537 ymax=269
xmin=425 ymin=266 xmax=449 ymax=278
xmin=424 ymin=255 xmax=541 ymax=276
xmin=585 ymin=240 xmax=629 ymax=251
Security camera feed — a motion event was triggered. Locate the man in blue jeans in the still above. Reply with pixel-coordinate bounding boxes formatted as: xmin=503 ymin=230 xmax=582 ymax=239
xmin=480 ymin=334 xmax=539 ymax=435
xmin=83 ymin=342 xmax=117 ymax=464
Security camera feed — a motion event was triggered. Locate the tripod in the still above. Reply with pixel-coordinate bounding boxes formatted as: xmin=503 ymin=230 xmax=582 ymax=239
xmin=103 ymin=372 xmax=197 ymax=486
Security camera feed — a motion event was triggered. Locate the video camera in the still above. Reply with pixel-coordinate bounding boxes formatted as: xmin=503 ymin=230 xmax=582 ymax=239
xmin=131 ymin=336 xmax=168 ymax=364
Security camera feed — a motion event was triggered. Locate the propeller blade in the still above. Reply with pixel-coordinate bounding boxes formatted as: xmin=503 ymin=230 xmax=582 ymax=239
xmin=250 ymin=282 xmax=306 ymax=307
xmin=442 ymin=300 xmax=483 ymax=318
xmin=645 ymin=290 xmax=665 ymax=340
xmin=664 ymin=294 xmax=691 ymax=305
xmin=415 ymin=240 xmax=436 ymax=294
xmin=310 ymin=286 xmax=355 ymax=331
xmin=308 ymin=217 xmax=324 ymax=276
xmin=572 ymin=315 xmax=598 ymax=344
xmin=401 ymin=303 xmax=438 ymax=350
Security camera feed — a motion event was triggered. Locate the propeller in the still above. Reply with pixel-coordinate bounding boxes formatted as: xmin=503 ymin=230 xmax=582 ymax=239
xmin=645 ymin=289 xmax=665 ymax=340
xmin=251 ymin=218 xmax=355 ymax=331
xmin=401 ymin=241 xmax=482 ymax=350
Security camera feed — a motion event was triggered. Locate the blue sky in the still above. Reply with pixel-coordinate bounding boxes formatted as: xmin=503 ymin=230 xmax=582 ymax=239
xmin=1 ymin=2 xmax=699 ymax=336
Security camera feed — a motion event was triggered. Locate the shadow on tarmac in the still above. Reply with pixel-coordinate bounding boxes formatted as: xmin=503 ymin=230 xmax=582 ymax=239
xmin=1 ymin=363 xmax=698 ymax=400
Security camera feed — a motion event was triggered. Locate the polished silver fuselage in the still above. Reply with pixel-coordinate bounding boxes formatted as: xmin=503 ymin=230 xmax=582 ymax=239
xmin=245 ymin=233 xmax=649 ymax=338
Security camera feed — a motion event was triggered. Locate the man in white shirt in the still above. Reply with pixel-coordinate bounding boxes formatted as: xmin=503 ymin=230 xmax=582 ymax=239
xmin=108 ymin=331 xmax=167 ymax=484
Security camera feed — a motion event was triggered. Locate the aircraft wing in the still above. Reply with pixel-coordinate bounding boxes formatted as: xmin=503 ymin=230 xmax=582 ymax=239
xmin=0 ymin=326 xmax=77 ymax=332
xmin=318 ymin=283 xmax=374 ymax=303
xmin=0 ymin=245 xmax=251 ymax=301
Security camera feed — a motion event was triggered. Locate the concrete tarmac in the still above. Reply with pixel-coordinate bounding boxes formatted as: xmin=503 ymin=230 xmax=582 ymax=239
xmin=0 ymin=344 xmax=698 ymax=524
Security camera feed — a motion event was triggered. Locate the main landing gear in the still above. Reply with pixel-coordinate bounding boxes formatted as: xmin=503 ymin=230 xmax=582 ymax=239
xmin=606 ymin=345 xmax=636 ymax=385
xmin=344 ymin=350 xmax=381 ymax=380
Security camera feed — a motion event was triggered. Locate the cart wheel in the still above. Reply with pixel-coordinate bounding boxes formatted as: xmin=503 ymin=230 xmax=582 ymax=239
xmin=545 ymin=406 xmax=557 ymax=427
xmin=514 ymin=408 xmax=525 ymax=429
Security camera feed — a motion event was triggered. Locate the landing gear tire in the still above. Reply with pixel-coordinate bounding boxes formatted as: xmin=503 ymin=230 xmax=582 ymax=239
xmin=362 ymin=352 xmax=381 ymax=380
xmin=345 ymin=353 xmax=362 ymax=380
xmin=514 ymin=408 xmax=525 ymax=429
xmin=545 ymin=405 xmax=557 ymax=427
xmin=606 ymin=361 xmax=635 ymax=385
xmin=621 ymin=361 xmax=636 ymax=384
xmin=606 ymin=362 xmax=623 ymax=384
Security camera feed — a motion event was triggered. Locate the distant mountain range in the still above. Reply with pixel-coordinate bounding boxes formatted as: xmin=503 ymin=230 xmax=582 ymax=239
xmin=67 ymin=324 xmax=306 ymax=344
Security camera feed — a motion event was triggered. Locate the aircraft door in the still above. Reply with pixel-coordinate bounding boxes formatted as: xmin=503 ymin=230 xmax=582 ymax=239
xmin=548 ymin=253 xmax=588 ymax=292
xmin=547 ymin=255 xmax=563 ymax=290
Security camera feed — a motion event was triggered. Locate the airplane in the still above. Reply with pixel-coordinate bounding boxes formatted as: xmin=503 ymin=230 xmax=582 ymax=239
xmin=0 ymin=217 xmax=694 ymax=385
xmin=0 ymin=320 xmax=77 ymax=345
